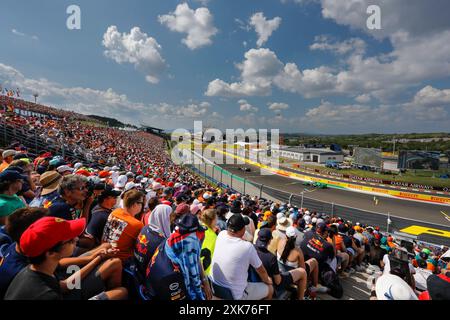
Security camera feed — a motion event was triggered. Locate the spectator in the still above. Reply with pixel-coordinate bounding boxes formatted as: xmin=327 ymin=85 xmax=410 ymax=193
xmin=373 ymin=273 xmax=418 ymax=300
xmin=210 ymin=214 xmax=273 ymax=300
xmin=0 ymin=150 xmax=16 ymax=173
xmin=4 ymin=217 xmax=127 ymax=300
xmin=0 ymin=208 xmax=49 ymax=298
xmin=277 ymin=226 xmax=327 ymax=294
xmin=268 ymin=217 xmax=292 ymax=255
xmin=47 ymin=174 xmax=89 ymax=221
xmin=29 ymin=171 xmax=62 ymax=208
xmin=0 ymin=170 xmax=26 ymax=225
xmin=199 ymin=209 xmax=218 ymax=275
xmin=255 ymin=228 xmax=307 ymax=300
xmin=84 ymin=187 xmax=121 ymax=247
xmin=102 ymin=189 xmax=144 ymax=261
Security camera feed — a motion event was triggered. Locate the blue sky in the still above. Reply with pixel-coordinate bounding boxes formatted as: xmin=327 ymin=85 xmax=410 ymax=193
xmin=1 ymin=0 xmax=450 ymax=134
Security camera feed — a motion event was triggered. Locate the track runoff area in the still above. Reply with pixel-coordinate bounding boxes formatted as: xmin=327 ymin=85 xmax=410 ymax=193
xmin=195 ymin=148 xmax=450 ymax=247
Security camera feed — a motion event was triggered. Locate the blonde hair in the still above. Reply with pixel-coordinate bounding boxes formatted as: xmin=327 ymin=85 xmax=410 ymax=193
xmin=201 ymin=209 xmax=217 ymax=229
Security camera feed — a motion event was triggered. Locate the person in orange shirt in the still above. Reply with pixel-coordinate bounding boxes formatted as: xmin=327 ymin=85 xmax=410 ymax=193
xmin=102 ymin=189 xmax=144 ymax=262
xmin=0 ymin=150 xmax=16 ymax=173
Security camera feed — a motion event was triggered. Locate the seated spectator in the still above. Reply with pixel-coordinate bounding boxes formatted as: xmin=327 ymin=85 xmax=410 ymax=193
xmin=102 ymin=189 xmax=144 ymax=261
xmin=414 ymin=258 xmax=434 ymax=292
xmin=267 ymin=216 xmax=292 ymax=254
xmin=83 ymin=187 xmax=121 ymax=247
xmin=145 ymin=214 xmax=210 ymax=300
xmin=0 ymin=208 xmax=49 ymax=298
xmin=210 ymin=214 xmax=273 ymax=300
xmin=255 ymin=228 xmax=307 ymax=300
xmin=373 ymin=273 xmax=418 ymax=300
xmin=0 ymin=150 xmax=16 ymax=173
xmin=8 ymin=160 xmax=36 ymax=203
xmin=381 ymin=247 xmax=416 ymax=289
xmin=419 ymin=270 xmax=450 ymax=300
xmin=4 ymin=217 xmax=127 ymax=300
xmin=29 ymin=171 xmax=62 ymax=208
xmin=134 ymin=204 xmax=172 ymax=278
xmin=277 ymin=226 xmax=327 ymax=294
xmin=199 ymin=209 xmax=218 ymax=275
xmin=48 ymin=174 xmax=90 ymax=221
xmin=0 ymin=170 xmax=26 ymax=225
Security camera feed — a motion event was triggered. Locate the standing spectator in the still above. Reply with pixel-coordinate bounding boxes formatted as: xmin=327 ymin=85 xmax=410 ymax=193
xmin=199 ymin=209 xmax=218 ymax=275
xmin=0 ymin=170 xmax=26 ymax=225
xmin=210 ymin=214 xmax=273 ymax=300
xmin=102 ymin=190 xmax=144 ymax=261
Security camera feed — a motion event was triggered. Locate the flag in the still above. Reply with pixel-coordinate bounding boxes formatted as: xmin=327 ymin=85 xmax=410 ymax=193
xmin=16 ymin=88 xmax=20 ymax=97
xmin=6 ymin=104 xmax=15 ymax=113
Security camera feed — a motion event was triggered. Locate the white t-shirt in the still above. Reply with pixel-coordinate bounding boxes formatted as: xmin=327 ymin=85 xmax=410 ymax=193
xmin=210 ymin=231 xmax=263 ymax=300
xmin=414 ymin=268 xmax=433 ymax=291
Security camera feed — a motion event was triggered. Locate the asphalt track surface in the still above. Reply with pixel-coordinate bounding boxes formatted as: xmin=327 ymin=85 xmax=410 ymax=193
xmin=209 ymin=162 xmax=450 ymax=246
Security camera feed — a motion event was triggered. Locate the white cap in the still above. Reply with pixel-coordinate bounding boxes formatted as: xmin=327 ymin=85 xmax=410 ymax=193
xmin=111 ymin=166 xmax=120 ymax=171
xmin=74 ymin=162 xmax=83 ymax=170
xmin=203 ymin=192 xmax=211 ymax=200
xmin=174 ymin=183 xmax=182 ymax=188
xmin=317 ymin=218 xmax=325 ymax=225
xmin=57 ymin=165 xmax=73 ymax=174
xmin=152 ymin=182 xmax=163 ymax=190
xmin=311 ymin=217 xmax=318 ymax=224
xmin=115 ymin=175 xmax=128 ymax=189
xmin=276 ymin=212 xmax=285 ymax=220
xmin=193 ymin=199 xmax=200 ymax=205
xmin=304 ymin=215 xmax=312 ymax=225
xmin=141 ymin=177 xmax=148 ymax=184
xmin=286 ymin=226 xmax=297 ymax=238
xmin=104 ymin=166 xmax=112 ymax=171
xmin=305 ymin=210 xmax=310 ymax=216
xmin=125 ymin=182 xmax=137 ymax=192
xmin=375 ymin=274 xmax=418 ymax=300
xmin=289 ymin=208 xmax=295 ymax=213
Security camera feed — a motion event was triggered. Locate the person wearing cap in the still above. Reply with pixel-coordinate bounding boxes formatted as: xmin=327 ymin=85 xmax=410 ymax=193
xmin=0 ymin=170 xmax=26 ymax=224
xmin=114 ymin=175 xmax=128 ymax=191
xmin=420 ymin=270 xmax=450 ymax=300
xmin=102 ymin=189 xmax=144 ymax=261
xmin=0 ymin=207 xmax=49 ymax=299
xmin=84 ymin=187 xmax=121 ymax=247
xmin=226 ymin=200 xmax=255 ymax=243
xmin=255 ymin=228 xmax=308 ymax=300
xmin=277 ymin=226 xmax=327 ymax=294
xmin=0 ymin=150 xmax=16 ymax=173
xmin=210 ymin=214 xmax=274 ymax=300
xmin=4 ymin=217 xmax=127 ymax=300
xmin=29 ymin=171 xmax=63 ymax=209
xmin=381 ymin=247 xmax=416 ymax=289
xmin=47 ymin=174 xmax=89 ymax=221
xmin=144 ymin=214 xmax=211 ymax=300
xmin=57 ymin=165 xmax=74 ymax=176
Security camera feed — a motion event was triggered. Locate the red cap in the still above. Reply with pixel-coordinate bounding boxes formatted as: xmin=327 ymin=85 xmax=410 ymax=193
xmin=98 ymin=171 xmax=111 ymax=178
xmin=155 ymin=178 xmax=163 ymax=183
xmin=168 ymin=181 xmax=175 ymax=188
xmin=20 ymin=217 xmax=86 ymax=258
xmin=76 ymin=169 xmax=91 ymax=177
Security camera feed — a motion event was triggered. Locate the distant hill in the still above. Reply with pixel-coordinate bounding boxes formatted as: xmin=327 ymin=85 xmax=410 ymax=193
xmin=87 ymin=115 xmax=137 ymax=128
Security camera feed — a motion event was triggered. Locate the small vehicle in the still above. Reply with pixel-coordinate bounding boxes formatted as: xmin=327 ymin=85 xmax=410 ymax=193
xmin=239 ymin=167 xmax=251 ymax=172
xmin=313 ymin=182 xmax=328 ymax=189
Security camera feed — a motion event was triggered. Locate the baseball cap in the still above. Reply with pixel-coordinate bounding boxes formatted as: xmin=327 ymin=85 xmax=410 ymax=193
xmin=115 ymin=175 xmax=128 ymax=189
xmin=20 ymin=217 xmax=86 ymax=258
xmin=175 ymin=203 xmax=191 ymax=215
xmin=57 ymin=165 xmax=73 ymax=174
xmin=124 ymin=182 xmax=138 ymax=192
xmin=316 ymin=222 xmax=329 ymax=233
xmin=0 ymin=170 xmax=23 ymax=182
xmin=286 ymin=226 xmax=297 ymax=238
xmin=152 ymin=182 xmax=163 ymax=190
xmin=175 ymin=214 xmax=206 ymax=235
xmin=427 ymin=273 xmax=450 ymax=300
xmin=2 ymin=150 xmax=16 ymax=158
xmin=255 ymin=228 xmax=273 ymax=248
xmin=227 ymin=214 xmax=250 ymax=233
xmin=74 ymin=162 xmax=83 ymax=170
xmin=375 ymin=274 xmax=418 ymax=300
xmin=39 ymin=171 xmax=63 ymax=196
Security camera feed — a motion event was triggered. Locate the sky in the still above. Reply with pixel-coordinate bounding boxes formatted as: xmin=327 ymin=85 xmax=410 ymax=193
xmin=1 ymin=0 xmax=450 ymax=134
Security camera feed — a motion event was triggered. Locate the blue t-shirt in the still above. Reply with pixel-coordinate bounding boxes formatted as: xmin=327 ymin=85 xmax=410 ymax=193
xmin=0 ymin=243 xmax=29 ymax=299
xmin=0 ymin=226 xmax=13 ymax=248
xmin=86 ymin=205 xmax=112 ymax=243
xmin=48 ymin=196 xmax=80 ymax=221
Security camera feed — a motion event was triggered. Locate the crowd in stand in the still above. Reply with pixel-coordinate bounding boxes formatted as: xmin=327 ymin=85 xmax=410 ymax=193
xmin=0 ymin=99 xmax=450 ymax=301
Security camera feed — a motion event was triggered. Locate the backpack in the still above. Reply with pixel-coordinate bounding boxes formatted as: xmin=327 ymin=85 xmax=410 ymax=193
xmin=320 ymin=263 xmax=343 ymax=299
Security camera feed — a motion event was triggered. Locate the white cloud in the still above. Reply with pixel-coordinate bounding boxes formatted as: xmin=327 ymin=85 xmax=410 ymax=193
xmin=159 ymin=3 xmax=218 ymax=50
xmin=0 ymin=62 xmax=217 ymax=129
xmin=268 ymin=102 xmax=289 ymax=111
xmin=12 ymin=29 xmax=39 ymax=41
xmin=249 ymin=12 xmax=282 ymax=47
xmin=310 ymin=35 xmax=366 ymax=55
xmin=102 ymin=26 xmax=166 ymax=84
xmin=238 ymin=99 xmax=258 ymax=112
xmin=355 ymin=94 xmax=371 ymax=104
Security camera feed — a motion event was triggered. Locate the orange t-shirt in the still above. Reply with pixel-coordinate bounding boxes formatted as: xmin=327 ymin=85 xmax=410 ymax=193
xmin=334 ymin=235 xmax=344 ymax=252
xmin=102 ymin=208 xmax=144 ymax=261
xmin=0 ymin=161 xmax=10 ymax=173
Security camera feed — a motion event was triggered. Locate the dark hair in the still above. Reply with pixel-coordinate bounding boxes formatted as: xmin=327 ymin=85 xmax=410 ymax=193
xmin=28 ymin=241 xmax=65 ymax=265
xmin=280 ymin=236 xmax=297 ymax=264
xmin=266 ymin=215 xmax=277 ymax=229
xmin=147 ymin=197 xmax=160 ymax=212
xmin=242 ymin=207 xmax=252 ymax=217
xmin=6 ymin=208 xmax=49 ymax=243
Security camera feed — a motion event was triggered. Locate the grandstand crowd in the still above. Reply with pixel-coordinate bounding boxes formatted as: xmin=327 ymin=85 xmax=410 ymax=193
xmin=0 ymin=97 xmax=449 ymax=301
